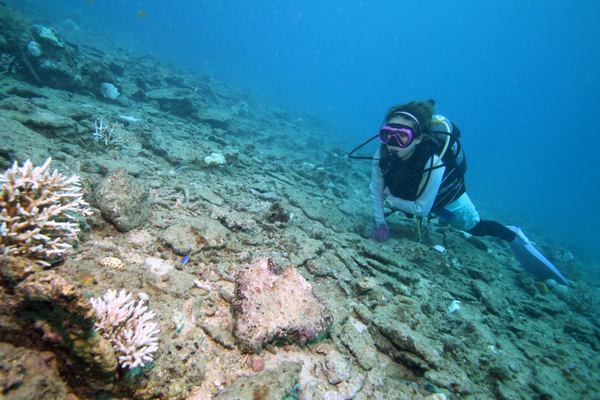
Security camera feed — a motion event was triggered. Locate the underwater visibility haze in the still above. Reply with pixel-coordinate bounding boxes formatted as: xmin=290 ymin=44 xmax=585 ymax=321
xmin=44 ymin=0 xmax=600 ymax=262
xmin=0 ymin=0 xmax=599 ymax=399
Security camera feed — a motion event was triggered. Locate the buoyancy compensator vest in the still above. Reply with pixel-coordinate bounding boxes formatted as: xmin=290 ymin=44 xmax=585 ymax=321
xmin=379 ymin=115 xmax=467 ymax=212
xmin=379 ymin=141 xmax=433 ymax=201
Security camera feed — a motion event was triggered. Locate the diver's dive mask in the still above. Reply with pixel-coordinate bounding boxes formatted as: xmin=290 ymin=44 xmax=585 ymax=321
xmin=346 ymin=110 xmax=422 ymax=160
xmin=379 ymin=124 xmax=416 ymax=148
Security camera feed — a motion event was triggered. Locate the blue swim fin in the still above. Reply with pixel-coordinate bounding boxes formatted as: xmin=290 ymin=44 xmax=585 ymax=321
xmin=507 ymin=226 xmax=568 ymax=285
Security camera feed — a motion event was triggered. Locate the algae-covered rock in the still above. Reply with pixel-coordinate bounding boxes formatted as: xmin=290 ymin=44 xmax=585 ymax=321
xmin=373 ymin=315 xmax=442 ymax=370
xmin=146 ymin=87 xmax=198 ymax=118
xmin=16 ymin=270 xmax=96 ymax=324
xmin=70 ymin=331 xmax=118 ymax=385
xmin=339 ymin=316 xmax=379 ymax=371
xmin=159 ymin=216 xmax=229 ymax=255
xmin=13 ymin=108 xmax=77 ymax=138
xmin=94 ymin=168 xmax=151 ymax=232
xmin=424 ymin=366 xmax=475 ymax=396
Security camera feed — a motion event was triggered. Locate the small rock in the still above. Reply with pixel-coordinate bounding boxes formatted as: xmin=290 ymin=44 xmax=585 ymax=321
xmin=218 ymin=287 xmax=234 ymax=303
xmin=250 ymin=355 xmax=265 ymax=372
xmin=200 ymin=322 xmax=236 ymax=350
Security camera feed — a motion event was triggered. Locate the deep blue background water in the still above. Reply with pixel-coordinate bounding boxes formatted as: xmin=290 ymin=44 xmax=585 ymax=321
xmin=27 ymin=1 xmax=600 ymax=267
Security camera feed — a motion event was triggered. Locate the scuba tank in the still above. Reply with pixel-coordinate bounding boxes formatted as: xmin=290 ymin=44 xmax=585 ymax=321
xmin=424 ymin=115 xmax=467 ymax=210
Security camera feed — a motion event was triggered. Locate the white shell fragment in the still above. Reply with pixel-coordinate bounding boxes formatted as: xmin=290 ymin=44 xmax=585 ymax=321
xmin=433 ymin=244 xmax=446 ymax=253
xmin=99 ymin=256 xmax=125 ymax=270
xmin=448 ymin=300 xmax=461 ymax=313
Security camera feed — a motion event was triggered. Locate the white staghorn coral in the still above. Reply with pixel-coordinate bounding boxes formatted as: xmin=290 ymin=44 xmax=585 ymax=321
xmin=90 ymin=289 xmax=160 ymax=369
xmin=0 ymin=158 xmax=92 ymax=266
xmin=92 ymin=118 xmax=136 ymax=150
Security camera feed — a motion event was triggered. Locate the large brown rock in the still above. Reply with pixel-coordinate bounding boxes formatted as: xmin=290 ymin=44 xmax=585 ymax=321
xmin=232 ymin=258 xmax=332 ymax=353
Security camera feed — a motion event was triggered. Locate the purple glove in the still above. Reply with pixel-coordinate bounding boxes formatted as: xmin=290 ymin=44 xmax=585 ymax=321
xmin=373 ymin=224 xmax=390 ymax=242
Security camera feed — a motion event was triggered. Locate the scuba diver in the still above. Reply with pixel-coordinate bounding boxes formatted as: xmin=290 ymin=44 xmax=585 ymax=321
xmin=348 ymin=99 xmax=568 ymax=285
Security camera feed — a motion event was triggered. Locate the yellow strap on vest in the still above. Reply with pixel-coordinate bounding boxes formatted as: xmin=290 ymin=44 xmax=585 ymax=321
xmin=414 ymin=117 xmax=452 ymax=237
xmin=416 ymin=129 xmax=451 ymax=195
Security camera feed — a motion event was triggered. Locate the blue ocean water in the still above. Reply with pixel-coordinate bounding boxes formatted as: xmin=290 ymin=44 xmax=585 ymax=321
xmin=35 ymin=0 xmax=599 ymax=264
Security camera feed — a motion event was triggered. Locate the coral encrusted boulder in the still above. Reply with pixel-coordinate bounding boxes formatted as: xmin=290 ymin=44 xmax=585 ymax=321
xmin=232 ymin=258 xmax=332 ymax=353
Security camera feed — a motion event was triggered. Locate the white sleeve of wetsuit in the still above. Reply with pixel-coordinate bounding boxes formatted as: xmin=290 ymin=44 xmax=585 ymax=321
xmin=387 ymin=155 xmax=446 ymax=217
xmin=369 ymin=147 xmax=387 ymax=226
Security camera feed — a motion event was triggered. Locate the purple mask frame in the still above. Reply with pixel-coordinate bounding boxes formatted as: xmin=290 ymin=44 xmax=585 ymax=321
xmin=379 ymin=125 xmax=415 ymax=148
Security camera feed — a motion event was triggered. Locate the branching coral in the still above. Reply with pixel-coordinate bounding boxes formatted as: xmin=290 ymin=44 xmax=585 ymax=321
xmin=92 ymin=118 xmax=136 ymax=150
xmin=90 ymin=289 xmax=160 ymax=369
xmin=0 ymin=158 xmax=92 ymax=266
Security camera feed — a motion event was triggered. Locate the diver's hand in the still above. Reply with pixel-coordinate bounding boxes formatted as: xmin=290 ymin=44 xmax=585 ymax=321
xmin=373 ymin=224 xmax=390 ymax=242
